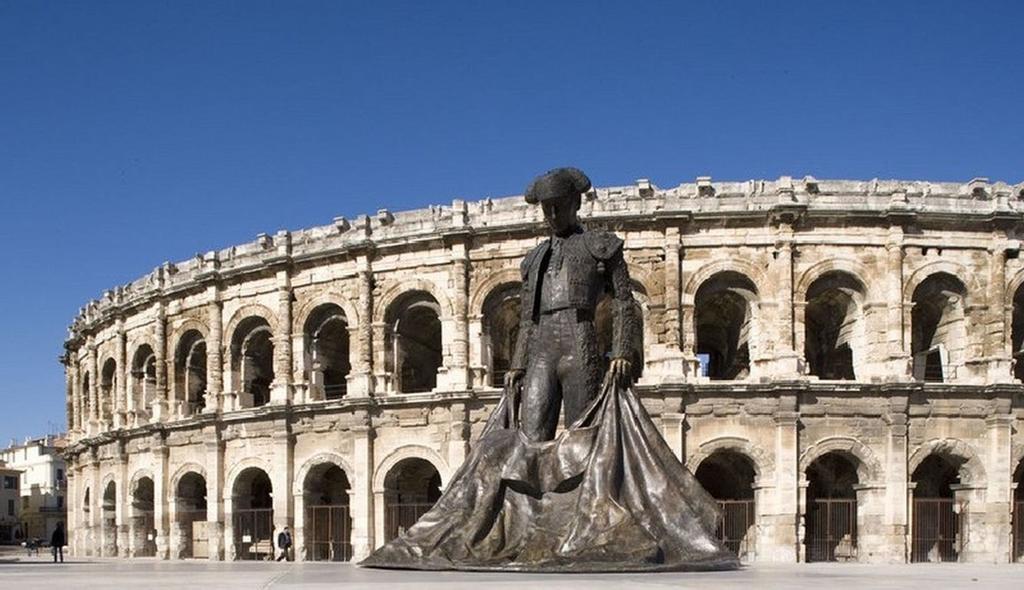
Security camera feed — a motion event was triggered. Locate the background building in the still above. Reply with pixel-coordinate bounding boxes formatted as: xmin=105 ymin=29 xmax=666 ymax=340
xmin=0 ymin=435 xmax=67 ymax=542
xmin=0 ymin=461 xmax=22 ymax=543
xmin=62 ymin=176 xmax=1024 ymax=564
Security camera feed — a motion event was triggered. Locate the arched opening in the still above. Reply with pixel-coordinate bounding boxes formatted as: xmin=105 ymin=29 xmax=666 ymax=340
xmin=100 ymin=359 xmax=116 ymax=425
xmin=385 ymin=292 xmax=442 ymax=394
xmin=804 ymin=272 xmax=864 ymax=380
xmin=303 ymin=304 xmax=351 ymax=401
xmin=694 ymin=450 xmax=756 ymax=559
xmin=1013 ymin=460 xmax=1024 ymax=562
xmin=101 ymin=480 xmax=118 ymax=557
xmin=911 ymin=273 xmax=967 ymax=382
xmin=303 ymin=463 xmax=351 ymax=561
xmin=481 ymin=283 xmax=521 ymax=388
xmin=230 ymin=317 xmax=274 ymax=408
xmin=231 ymin=467 xmax=273 ymax=561
xmin=81 ymin=372 xmax=91 ymax=423
xmin=911 ymin=454 xmax=965 ymax=562
xmin=131 ymin=476 xmax=156 ymax=557
xmin=383 ymin=458 xmax=441 ymax=541
xmin=175 ymin=472 xmax=208 ymax=559
xmin=1011 ymin=284 xmax=1024 ymax=382
xmin=804 ymin=452 xmax=859 ymax=562
xmin=130 ymin=344 xmax=157 ymax=423
xmin=174 ymin=330 xmax=207 ymax=416
xmin=695 ymin=272 xmax=757 ymax=380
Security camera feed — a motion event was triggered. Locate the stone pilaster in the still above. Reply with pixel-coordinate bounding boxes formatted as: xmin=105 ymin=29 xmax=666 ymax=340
xmin=348 ymin=255 xmax=375 ymax=396
xmin=272 ymin=424 xmax=295 ymax=537
xmin=115 ymin=320 xmax=127 ymax=428
xmin=885 ymin=395 xmax=909 ymax=562
xmin=985 ymin=411 xmax=1013 ymax=562
xmin=763 ymin=398 xmax=799 ymax=562
xmin=447 ymin=241 xmax=471 ymax=390
xmin=770 ymin=227 xmax=800 ymax=377
xmin=204 ymin=427 xmax=224 ymax=561
xmin=88 ymin=340 xmax=99 ymax=434
xmin=153 ymin=432 xmax=170 ymax=559
xmin=987 ymin=241 xmax=1013 ymax=382
xmin=885 ymin=227 xmax=910 ymax=378
xmin=153 ymin=304 xmax=169 ymax=421
xmin=206 ymin=287 xmax=223 ymax=413
xmin=272 ymin=272 xmax=294 ymax=405
xmin=351 ymin=417 xmax=375 ymax=560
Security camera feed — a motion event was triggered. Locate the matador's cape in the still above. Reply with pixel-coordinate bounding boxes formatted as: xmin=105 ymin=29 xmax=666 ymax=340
xmin=361 ymin=381 xmax=738 ymax=572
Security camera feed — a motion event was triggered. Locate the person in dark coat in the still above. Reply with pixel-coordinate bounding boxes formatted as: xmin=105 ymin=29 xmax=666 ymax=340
xmin=275 ymin=526 xmax=292 ymax=562
xmin=50 ymin=522 xmax=65 ymax=563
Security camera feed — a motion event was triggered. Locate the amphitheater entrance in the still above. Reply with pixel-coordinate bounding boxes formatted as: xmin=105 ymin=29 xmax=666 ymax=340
xmin=101 ymin=480 xmax=118 ymax=557
xmin=804 ymin=453 xmax=858 ymax=562
xmin=385 ymin=292 xmax=443 ymax=394
xmin=1013 ymin=460 xmax=1024 ymax=563
xmin=694 ymin=450 xmax=756 ymax=559
xmin=231 ymin=317 xmax=275 ymax=409
xmin=231 ymin=467 xmax=274 ymax=561
xmin=130 ymin=476 xmax=157 ymax=557
xmin=803 ymin=272 xmax=864 ymax=380
xmin=694 ymin=272 xmax=757 ymax=380
xmin=175 ymin=472 xmax=208 ymax=559
xmin=910 ymin=273 xmax=967 ymax=382
xmin=383 ymin=458 xmax=441 ymax=542
xmin=910 ymin=454 xmax=964 ymax=562
xmin=303 ymin=463 xmax=352 ymax=561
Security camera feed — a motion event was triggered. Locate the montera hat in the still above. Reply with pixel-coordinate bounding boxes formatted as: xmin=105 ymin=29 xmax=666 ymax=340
xmin=524 ymin=167 xmax=592 ymax=204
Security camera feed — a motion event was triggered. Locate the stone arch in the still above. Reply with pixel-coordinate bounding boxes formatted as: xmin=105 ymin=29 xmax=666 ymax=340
xmin=373 ymin=278 xmax=454 ymax=324
xmin=293 ymin=452 xmax=355 ymax=493
xmin=626 ymin=263 xmax=660 ymax=307
xmin=683 ymin=258 xmax=769 ymax=301
xmin=372 ymin=445 xmax=449 ymax=493
xmin=903 ymin=260 xmax=976 ymax=305
xmin=128 ymin=468 xmax=155 ymax=497
xmin=293 ymin=291 xmax=360 ymax=335
xmin=168 ymin=318 xmax=210 ymax=350
xmin=908 ymin=438 xmax=987 ymax=486
xmin=1012 ymin=443 xmax=1024 ymax=475
xmin=100 ymin=471 xmax=118 ymax=491
xmin=686 ymin=436 xmax=774 ymax=482
xmin=170 ymin=462 xmax=208 ymax=493
xmin=795 ymin=258 xmax=873 ymax=303
xmin=1005 ymin=268 xmax=1024 ymax=309
xmin=127 ymin=336 xmax=159 ymax=366
xmin=223 ymin=456 xmax=273 ymax=500
xmin=224 ymin=303 xmax=278 ymax=339
xmin=468 ymin=267 xmax=521 ymax=318
xmin=799 ymin=436 xmax=883 ymax=485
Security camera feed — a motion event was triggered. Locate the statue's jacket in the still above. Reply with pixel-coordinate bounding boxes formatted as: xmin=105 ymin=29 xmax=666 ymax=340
xmin=511 ymin=226 xmax=642 ymax=373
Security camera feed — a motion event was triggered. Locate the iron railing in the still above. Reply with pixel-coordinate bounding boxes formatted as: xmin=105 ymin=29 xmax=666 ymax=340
xmin=805 ymin=498 xmax=857 ymax=562
xmin=233 ymin=508 xmax=274 ymax=561
xmin=384 ymin=502 xmax=435 ymax=542
xmin=911 ymin=498 xmax=961 ymax=563
xmin=305 ymin=504 xmax=352 ymax=561
xmin=1012 ymin=500 xmax=1024 ymax=563
xmin=715 ymin=499 xmax=755 ymax=557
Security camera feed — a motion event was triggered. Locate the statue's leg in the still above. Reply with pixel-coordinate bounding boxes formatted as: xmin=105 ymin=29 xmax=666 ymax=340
xmin=521 ymin=319 xmax=562 ymax=442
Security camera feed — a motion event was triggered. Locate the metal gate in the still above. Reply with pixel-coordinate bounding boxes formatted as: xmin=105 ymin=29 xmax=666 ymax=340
xmin=136 ymin=511 xmax=157 ymax=557
xmin=805 ymin=499 xmax=857 ymax=562
xmin=1012 ymin=500 xmax=1024 ymax=563
xmin=384 ymin=501 xmax=434 ymax=541
xmin=306 ymin=504 xmax=352 ymax=561
xmin=233 ymin=508 xmax=274 ymax=561
xmin=177 ymin=509 xmax=208 ymax=558
xmin=716 ymin=500 xmax=755 ymax=557
xmin=911 ymin=498 xmax=961 ymax=562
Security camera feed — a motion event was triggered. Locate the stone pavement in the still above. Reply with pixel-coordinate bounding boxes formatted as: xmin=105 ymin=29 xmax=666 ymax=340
xmin=0 ymin=555 xmax=1022 ymax=590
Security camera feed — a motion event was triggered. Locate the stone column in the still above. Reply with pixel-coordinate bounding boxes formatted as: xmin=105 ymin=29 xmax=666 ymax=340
xmin=348 ymin=257 xmax=375 ymax=396
xmin=447 ymin=401 xmax=470 ymax=469
xmin=985 ymin=411 xmax=1013 ymax=562
xmin=88 ymin=340 xmax=99 ymax=434
xmin=115 ymin=321 xmax=127 ymax=428
xmin=886 ymin=227 xmax=910 ymax=378
xmin=771 ymin=228 xmax=800 ymax=377
xmin=153 ymin=305 xmax=169 ymax=421
xmin=661 ymin=412 xmax=685 ymax=461
xmin=988 ymin=241 xmax=1013 ymax=382
xmin=70 ymin=359 xmax=81 ymax=435
xmin=90 ymin=455 xmax=101 ymax=557
xmin=204 ymin=428 xmax=225 ymax=561
xmin=764 ymin=399 xmax=799 ymax=562
xmin=350 ymin=418 xmax=376 ymax=560
xmin=206 ymin=288 xmax=224 ymax=413
xmin=153 ymin=434 xmax=170 ymax=559
xmin=117 ymin=446 xmax=129 ymax=557
xmin=66 ymin=467 xmax=77 ymax=556
xmin=853 ymin=483 xmax=889 ymax=563
xmin=271 ymin=426 xmax=295 ymax=547
xmin=372 ymin=321 xmax=391 ymax=393
xmin=272 ymin=271 xmax=293 ymax=404
xmin=64 ymin=361 xmax=74 ymax=435
xmin=447 ymin=241 xmax=471 ymax=390
xmin=885 ymin=396 xmax=910 ymax=562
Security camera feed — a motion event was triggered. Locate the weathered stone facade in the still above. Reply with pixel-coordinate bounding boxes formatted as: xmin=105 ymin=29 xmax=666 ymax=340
xmin=63 ymin=176 xmax=1024 ymax=564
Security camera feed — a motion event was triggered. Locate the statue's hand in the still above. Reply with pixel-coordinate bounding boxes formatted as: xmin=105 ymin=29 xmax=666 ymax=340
xmin=606 ymin=357 xmax=634 ymax=389
xmin=504 ymin=369 xmax=525 ymax=392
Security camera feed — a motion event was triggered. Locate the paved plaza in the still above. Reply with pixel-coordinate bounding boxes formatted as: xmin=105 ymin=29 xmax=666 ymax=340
xmin=1 ymin=553 xmax=1022 ymax=590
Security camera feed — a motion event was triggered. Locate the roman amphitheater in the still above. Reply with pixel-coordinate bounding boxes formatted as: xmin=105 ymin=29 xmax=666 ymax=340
xmin=62 ymin=175 xmax=1024 ymax=565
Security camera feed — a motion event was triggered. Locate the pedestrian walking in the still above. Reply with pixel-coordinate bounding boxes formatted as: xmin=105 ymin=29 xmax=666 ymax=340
xmin=276 ymin=526 xmax=292 ymax=562
xmin=51 ymin=522 xmax=65 ymax=563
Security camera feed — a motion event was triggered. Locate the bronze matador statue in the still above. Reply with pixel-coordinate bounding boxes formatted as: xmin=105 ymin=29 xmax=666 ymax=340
xmin=507 ymin=167 xmax=642 ymax=441
xmin=362 ymin=168 xmax=736 ymax=573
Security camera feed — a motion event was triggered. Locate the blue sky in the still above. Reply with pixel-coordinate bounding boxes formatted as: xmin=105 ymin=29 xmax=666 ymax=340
xmin=0 ymin=1 xmax=1021 ymax=443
